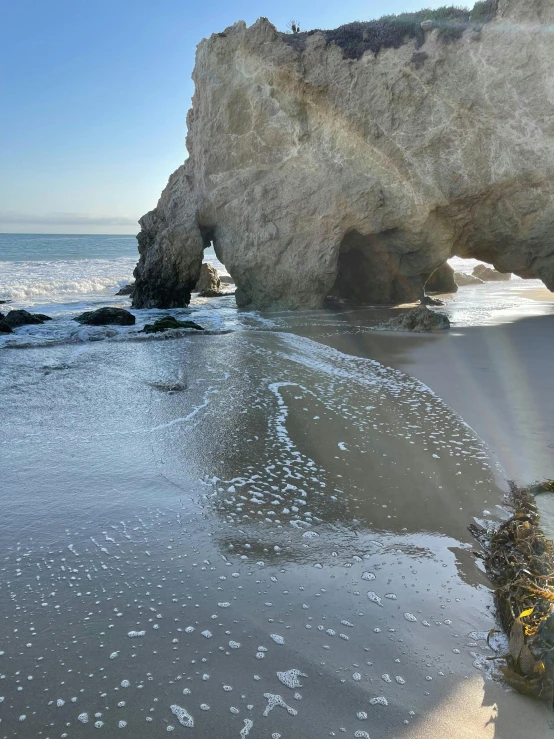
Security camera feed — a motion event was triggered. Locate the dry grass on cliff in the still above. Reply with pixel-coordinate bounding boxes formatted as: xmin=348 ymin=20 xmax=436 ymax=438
xmin=282 ymin=1 xmax=498 ymax=59
xmin=469 ymin=481 xmax=554 ymax=702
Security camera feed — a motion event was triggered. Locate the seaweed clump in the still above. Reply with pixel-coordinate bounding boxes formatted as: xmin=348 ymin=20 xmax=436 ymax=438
xmin=469 ymin=481 xmax=554 ymax=701
xmin=281 ymin=2 xmax=498 ymax=59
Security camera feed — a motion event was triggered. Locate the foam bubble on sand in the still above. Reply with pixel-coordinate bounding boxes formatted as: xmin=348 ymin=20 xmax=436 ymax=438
xmin=263 ymin=693 xmax=298 ymax=717
xmin=270 ymin=634 xmax=285 ymax=645
xmin=229 ymin=640 xmax=241 ymax=649
xmin=127 ymin=630 xmax=145 ymax=637
xmin=369 ymin=696 xmax=388 ymax=706
xmin=367 ymin=591 xmax=383 ymax=606
xmin=109 ymin=652 xmax=119 ymax=659
xmin=78 ymin=713 xmax=89 ymax=723
xmin=240 ymin=718 xmax=254 ymax=737
xmin=201 ymin=630 xmax=212 ymax=638
xmin=355 ymin=732 xmax=370 ymax=738
xmin=277 ymin=669 xmax=306 ymax=689
xmin=170 ymin=704 xmax=194 ymax=727
xmin=404 ymin=613 xmax=417 ymax=622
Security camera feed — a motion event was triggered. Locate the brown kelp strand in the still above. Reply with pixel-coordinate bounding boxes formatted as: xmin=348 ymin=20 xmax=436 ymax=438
xmin=469 ymin=481 xmax=554 ymax=700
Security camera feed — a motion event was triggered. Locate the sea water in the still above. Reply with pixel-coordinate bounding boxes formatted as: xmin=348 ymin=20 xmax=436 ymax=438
xmin=0 ymin=233 xmax=227 ymax=314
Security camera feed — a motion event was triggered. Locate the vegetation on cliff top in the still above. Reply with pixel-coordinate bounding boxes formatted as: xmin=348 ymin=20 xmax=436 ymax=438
xmin=282 ymin=1 xmax=498 ymax=59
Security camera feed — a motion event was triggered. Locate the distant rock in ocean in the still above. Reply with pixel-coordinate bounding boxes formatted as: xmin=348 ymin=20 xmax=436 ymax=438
xmin=74 ymin=307 xmax=136 ymax=326
xmin=455 ymin=272 xmax=483 ymax=286
xmin=472 ymin=264 xmax=511 ymax=282
xmin=115 ymin=283 xmax=135 ymax=296
xmin=195 ymin=264 xmax=221 ymax=293
xmin=132 ymin=0 xmax=554 ymax=311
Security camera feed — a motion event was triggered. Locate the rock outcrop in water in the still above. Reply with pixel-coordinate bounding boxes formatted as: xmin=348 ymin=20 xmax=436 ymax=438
xmin=455 ymin=271 xmax=483 ymax=286
xmin=195 ymin=264 xmax=221 ymax=293
xmin=379 ymin=305 xmax=451 ymax=331
xmin=75 ymin=307 xmax=136 ymax=326
xmin=3 ymin=310 xmax=52 ymax=328
xmin=133 ymin=0 xmax=554 ymax=311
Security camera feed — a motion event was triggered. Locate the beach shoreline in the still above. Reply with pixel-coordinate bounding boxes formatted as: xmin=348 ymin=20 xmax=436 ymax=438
xmin=2 ymin=234 xmax=554 ymax=737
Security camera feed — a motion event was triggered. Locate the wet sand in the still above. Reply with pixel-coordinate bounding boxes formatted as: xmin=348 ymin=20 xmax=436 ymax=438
xmin=1 ymin=312 xmax=553 ymax=737
xmin=295 ymin=312 xmax=554 ymax=485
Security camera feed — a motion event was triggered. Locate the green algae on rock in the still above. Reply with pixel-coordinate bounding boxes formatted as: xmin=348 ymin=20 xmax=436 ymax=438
xmin=142 ymin=316 xmax=205 ymax=333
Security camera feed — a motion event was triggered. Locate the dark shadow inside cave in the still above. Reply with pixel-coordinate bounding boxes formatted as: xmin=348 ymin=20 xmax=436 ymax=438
xmin=329 ymin=230 xmax=420 ymax=305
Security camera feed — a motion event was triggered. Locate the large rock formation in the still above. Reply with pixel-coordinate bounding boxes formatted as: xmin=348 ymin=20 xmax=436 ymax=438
xmin=133 ymin=0 xmax=554 ymax=311
xmin=425 ymin=263 xmax=458 ymax=293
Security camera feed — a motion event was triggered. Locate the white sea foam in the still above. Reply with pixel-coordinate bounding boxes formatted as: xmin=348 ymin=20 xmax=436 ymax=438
xmin=0 ymin=257 xmax=136 ymax=303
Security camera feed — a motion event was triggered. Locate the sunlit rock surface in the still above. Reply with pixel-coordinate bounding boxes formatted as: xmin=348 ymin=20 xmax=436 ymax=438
xmin=133 ymin=0 xmax=554 ymax=310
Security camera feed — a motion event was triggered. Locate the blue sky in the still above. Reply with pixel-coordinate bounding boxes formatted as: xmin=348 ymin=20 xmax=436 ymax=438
xmin=1 ymin=0 xmax=454 ymax=234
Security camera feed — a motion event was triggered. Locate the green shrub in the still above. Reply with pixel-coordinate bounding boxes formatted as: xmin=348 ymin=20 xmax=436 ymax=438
xmin=281 ymin=2 xmax=497 ymax=58
xmin=470 ymin=0 xmax=497 ymax=24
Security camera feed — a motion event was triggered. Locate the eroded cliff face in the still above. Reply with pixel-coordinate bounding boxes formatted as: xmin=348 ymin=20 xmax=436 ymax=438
xmin=133 ymin=0 xmax=554 ymax=310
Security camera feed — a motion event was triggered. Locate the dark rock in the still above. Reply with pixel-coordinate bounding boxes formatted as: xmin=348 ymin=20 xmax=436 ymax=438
xmin=0 ymin=319 xmax=13 ymax=333
xmin=4 ymin=310 xmax=51 ymax=328
xmin=379 ymin=305 xmax=450 ymax=332
xmin=454 ymin=271 xmax=483 ymax=286
xmin=420 ymin=295 xmax=445 ymax=306
xmin=0 ymin=300 xmax=10 ymax=304
xmin=74 ymin=307 xmax=136 ymax=326
xmin=472 ymin=264 xmax=511 ymax=281
xmin=195 ymin=264 xmax=221 ymax=293
xmin=116 ymin=283 xmax=135 ymax=296
xmin=199 ymin=289 xmax=226 ymax=298
xmin=141 ymin=316 xmax=205 ymax=333
xmin=425 ymin=263 xmax=458 ymax=293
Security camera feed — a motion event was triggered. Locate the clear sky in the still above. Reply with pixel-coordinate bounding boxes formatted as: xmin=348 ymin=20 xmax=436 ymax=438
xmin=1 ymin=0 xmax=454 ymax=234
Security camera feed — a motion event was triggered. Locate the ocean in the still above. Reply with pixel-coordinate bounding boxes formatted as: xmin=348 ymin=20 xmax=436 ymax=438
xmin=1 ymin=234 xmax=553 ymax=737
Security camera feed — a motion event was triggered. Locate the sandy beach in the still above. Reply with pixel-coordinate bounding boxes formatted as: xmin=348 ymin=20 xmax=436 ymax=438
xmin=1 ymin=288 xmax=554 ymax=737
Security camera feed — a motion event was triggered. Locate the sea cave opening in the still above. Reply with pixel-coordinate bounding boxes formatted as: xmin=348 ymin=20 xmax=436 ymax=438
xmin=196 ymin=226 xmax=234 ymax=293
xmin=329 ymin=229 xmax=416 ymax=305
